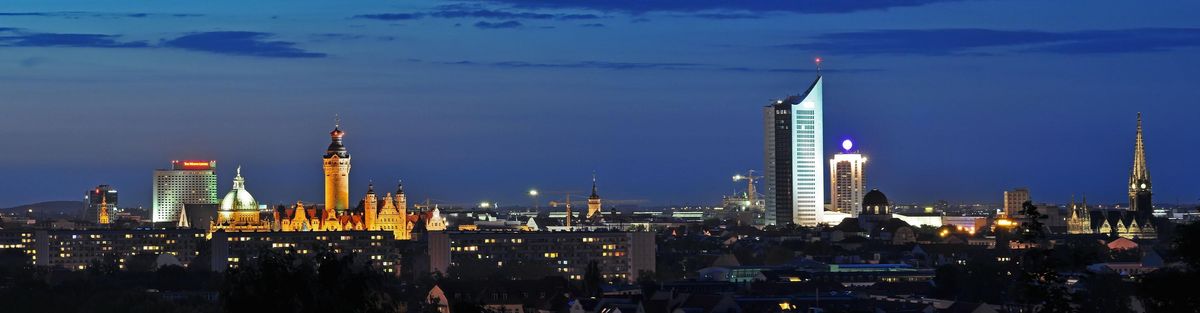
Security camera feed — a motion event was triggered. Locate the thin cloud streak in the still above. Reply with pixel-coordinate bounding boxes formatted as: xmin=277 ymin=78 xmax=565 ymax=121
xmin=782 ymin=28 xmax=1200 ymax=55
xmin=431 ymin=59 xmax=877 ymax=73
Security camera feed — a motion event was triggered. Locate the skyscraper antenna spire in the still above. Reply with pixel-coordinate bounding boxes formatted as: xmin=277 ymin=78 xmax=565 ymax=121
xmin=814 ymin=56 xmax=823 ymax=75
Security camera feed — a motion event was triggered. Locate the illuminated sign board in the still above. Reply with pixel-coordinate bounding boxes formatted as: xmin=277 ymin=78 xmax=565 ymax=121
xmin=172 ymin=160 xmax=215 ymax=170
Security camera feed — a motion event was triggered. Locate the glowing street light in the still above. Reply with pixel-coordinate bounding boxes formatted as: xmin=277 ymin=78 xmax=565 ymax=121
xmin=527 ymin=188 xmax=540 ymax=211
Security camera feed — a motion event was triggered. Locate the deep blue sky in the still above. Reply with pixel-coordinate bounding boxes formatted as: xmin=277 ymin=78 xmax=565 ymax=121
xmin=1 ymin=0 xmax=1198 ymax=208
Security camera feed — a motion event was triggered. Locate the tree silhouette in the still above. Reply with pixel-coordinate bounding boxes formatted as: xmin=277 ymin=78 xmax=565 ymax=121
xmin=582 ymin=260 xmax=602 ymax=297
xmin=1137 ymin=222 xmax=1200 ymax=312
xmin=1016 ymin=201 xmax=1072 ymax=313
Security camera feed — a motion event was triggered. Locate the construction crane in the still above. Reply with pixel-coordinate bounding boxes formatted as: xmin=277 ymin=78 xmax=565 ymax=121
xmin=543 ymin=191 xmax=583 ymax=228
xmin=732 ymin=170 xmax=761 ymax=205
xmin=412 ymin=198 xmax=451 ymax=212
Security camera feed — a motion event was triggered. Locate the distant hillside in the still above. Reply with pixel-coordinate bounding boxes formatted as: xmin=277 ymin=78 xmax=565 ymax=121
xmin=1 ymin=200 xmax=84 ymax=216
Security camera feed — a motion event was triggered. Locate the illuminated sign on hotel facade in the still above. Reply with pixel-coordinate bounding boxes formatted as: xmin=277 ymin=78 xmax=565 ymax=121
xmin=153 ymin=160 xmax=218 ymax=223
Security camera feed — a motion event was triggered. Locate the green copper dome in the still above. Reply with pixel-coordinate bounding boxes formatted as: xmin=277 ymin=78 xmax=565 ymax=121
xmin=219 ymin=166 xmax=258 ymax=212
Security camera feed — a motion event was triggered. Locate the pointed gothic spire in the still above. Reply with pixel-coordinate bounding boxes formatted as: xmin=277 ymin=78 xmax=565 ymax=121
xmin=1130 ymin=112 xmax=1150 ymax=186
xmin=589 ymin=172 xmax=600 ymax=199
xmin=1069 ymin=194 xmax=1078 ymax=219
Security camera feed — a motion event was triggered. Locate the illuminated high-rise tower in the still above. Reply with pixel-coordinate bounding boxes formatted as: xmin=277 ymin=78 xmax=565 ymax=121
xmin=764 ymin=74 xmax=825 ymax=226
xmin=324 ymin=123 xmax=352 ymax=213
xmin=1129 ymin=113 xmax=1152 ymax=217
xmin=153 ymin=160 xmax=218 ymax=223
xmin=830 ymin=139 xmax=866 ymax=217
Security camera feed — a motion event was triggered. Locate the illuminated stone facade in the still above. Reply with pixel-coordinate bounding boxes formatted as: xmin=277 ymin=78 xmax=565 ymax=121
xmin=210 ymin=167 xmax=271 ymax=233
xmin=1067 ymin=196 xmax=1092 ymax=235
xmin=200 ymin=124 xmax=415 ymax=241
xmin=587 ymin=175 xmax=602 ymax=219
xmin=376 ymin=182 xmax=411 ymax=239
xmin=323 ymin=125 xmax=352 ymax=213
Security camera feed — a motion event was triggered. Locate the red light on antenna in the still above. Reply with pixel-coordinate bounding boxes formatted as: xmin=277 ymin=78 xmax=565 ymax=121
xmin=814 ymin=57 xmax=822 ymax=64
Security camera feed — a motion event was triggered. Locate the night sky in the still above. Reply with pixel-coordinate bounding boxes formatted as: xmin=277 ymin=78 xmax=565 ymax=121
xmin=2 ymin=0 xmax=1198 ymax=208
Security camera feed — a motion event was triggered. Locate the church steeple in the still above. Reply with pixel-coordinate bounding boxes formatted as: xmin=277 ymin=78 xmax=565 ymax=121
xmin=1128 ymin=113 xmax=1152 ymax=215
xmin=587 ymin=172 xmax=602 ymax=219
xmin=589 ymin=173 xmax=600 ymax=200
xmin=1130 ymin=113 xmax=1150 ymax=186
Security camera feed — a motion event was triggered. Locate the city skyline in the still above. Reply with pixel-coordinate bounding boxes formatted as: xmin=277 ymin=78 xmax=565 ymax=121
xmin=2 ymin=0 xmax=1200 ymax=208
xmin=0 ymin=101 xmax=1185 ymax=210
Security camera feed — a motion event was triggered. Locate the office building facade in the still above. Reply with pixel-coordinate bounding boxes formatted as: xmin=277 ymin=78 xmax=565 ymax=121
xmin=1003 ymin=188 xmax=1030 ymax=217
xmin=153 ymin=160 xmax=218 ymax=223
xmin=764 ymin=75 xmax=825 ymax=226
xmin=830 ymin=139 xmax=866 ymax=217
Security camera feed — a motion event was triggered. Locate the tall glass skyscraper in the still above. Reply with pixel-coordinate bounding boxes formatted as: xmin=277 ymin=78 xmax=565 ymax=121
xmin=153 ymin=160 xmax=218 ymax=223
xmin=764 ymin=75 xmax=824 ymax=226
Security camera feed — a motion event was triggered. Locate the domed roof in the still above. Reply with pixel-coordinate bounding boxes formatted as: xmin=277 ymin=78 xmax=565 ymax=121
xmin=863 ymin=189 xmax=889 ymax=208
xmin=219 ymin=167 xmax=258 ymax=212
xmin=324 ymin=125 xmax=349 ymax=158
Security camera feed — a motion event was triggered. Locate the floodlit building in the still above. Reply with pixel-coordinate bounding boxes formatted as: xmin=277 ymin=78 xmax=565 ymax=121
xmin=208 ymin=167 xmax=270 ymax=233
xmin=153 ymin=160 xmax=218 ymax=223
xmin=324 ymin=124 xmax=352 ymax=213
xmin=261 ymin=125 xmax=414 ymax=240
xmin=830 ymin=139 xmax=866 ymax=217
xmin=1128 ymin=113 xmax=1153 ymax=218
xmin=764 ymin=75 xmax=825 ymax=226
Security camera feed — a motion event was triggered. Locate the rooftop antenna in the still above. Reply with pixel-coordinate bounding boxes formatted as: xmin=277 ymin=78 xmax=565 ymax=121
xmin=814 ymin=56 xmax=823 ymax=75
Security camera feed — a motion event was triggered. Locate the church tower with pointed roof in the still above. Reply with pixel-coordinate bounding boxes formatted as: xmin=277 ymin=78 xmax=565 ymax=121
xmin=587 ymin=173 xmax=602 ymax=219
xmin=394 ymin=181 xmax=410 ymax=239
xmin=1067 ymin=195 xmax=1093 ymax=234
xmin=1128 ymin=113 xmax=1153 ymax=218
xmin=324 ymin=122 xmax=352 ymax=213
xmin=364 ymin=182 xmax=378 ymax=230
